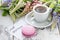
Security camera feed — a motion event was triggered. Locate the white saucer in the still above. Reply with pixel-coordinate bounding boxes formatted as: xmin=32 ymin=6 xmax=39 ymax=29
xmin=25 ymin=11 xmax=53 ymax=28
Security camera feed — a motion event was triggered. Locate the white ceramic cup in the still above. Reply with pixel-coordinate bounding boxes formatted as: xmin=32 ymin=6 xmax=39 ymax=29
xmin=33 ymin=4 xmax=51 ymax=22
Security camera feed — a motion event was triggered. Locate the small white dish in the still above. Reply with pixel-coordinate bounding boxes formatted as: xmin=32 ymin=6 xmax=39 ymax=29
xmin=25 ymin=11 xmax=53 ymax=28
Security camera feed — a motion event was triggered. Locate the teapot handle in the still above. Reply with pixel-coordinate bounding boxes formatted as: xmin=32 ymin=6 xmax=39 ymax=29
xmin=48 ymin=7 xmax=52 ymax=12
xmin=43 ymin=4 xmax=52 ymax=13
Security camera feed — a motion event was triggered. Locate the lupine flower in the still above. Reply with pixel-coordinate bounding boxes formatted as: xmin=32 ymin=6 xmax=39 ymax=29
xmin=58 ymin=16 xmax=60 ymax=22
xmin=53 ymin=12 xmax=57 ymax=16
xmin=3 ymin=0 xmax=11 ymax=2
xmin=1 ymin=0 xmax=12 ymax=6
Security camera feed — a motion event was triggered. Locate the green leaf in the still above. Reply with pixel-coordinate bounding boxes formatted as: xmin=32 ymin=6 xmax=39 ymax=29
xmin=0 ymin=6 xmax=9 ymax=10
xmin=58 ymin=0 xmax=60 ymax=4
xmin=10 ymin=13 xmax=16 ymax=21
xmin=2 ymin=11 xmax=8 ymax=16
xmin=49 ymin=1 xmax=57 ymax=8
xmin=23 ymin=0 xmax=32 ymax=2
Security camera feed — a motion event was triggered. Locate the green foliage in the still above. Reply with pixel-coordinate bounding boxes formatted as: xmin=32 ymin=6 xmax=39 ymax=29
xmin=23 ymin=0 xmax=32 ymax=2
xmin=2 ymin=10 xmax=9 ymax=16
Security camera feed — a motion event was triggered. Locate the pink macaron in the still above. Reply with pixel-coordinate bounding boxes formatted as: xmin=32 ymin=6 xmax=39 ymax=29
xmin=22 ymin=25 xmax=36 ymax=37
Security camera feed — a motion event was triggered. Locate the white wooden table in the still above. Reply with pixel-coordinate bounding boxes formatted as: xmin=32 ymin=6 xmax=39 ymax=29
xmin=0 ymin=10 xmax=14 ymax=40
xmin=10 ymin=17 xmax=60 ymax=40
xmin=0 ymin=10 xmax=60 ymax=40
